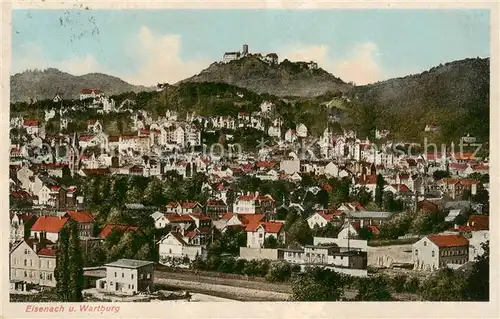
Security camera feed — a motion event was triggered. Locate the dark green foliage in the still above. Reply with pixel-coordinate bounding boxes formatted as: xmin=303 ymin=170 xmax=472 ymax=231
xmin=286 ymin=217 xmax=313 ymax=246
xmin=291 ymin=267 xmax=348 ymax=301
xmin=421 ymin=268 xmax=468 ymax=301
xmin=355 ymin=276 xmax=393 ymax=301
xmin=263 ymin=235 xmax=279 ymax=249
xmin=464 ymin=241 xmax=489 ymax=301
xmin=265 ymin=262 xmax=293 ymax=283
xmin=375 ymin=174 xmax=385 ymax=208
xmin=54 ymin=223 xmax=84 ymax=302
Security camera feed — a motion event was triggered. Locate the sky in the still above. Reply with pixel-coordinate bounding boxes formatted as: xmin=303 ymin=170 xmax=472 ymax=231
xmin=11 ymin=9 xmax=490 ymax=86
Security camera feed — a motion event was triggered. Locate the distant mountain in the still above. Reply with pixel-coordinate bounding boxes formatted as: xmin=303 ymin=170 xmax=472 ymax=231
xmin=344 ymin=57 xmax=490 ymax=142
xmin=10 ymin=68 xmax=154 ymax=102
xmin=179 ymin=55 xmax=353 ymax=97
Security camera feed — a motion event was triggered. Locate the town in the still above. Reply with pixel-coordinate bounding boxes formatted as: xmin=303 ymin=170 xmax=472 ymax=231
xmin=8 ymin=77 xmax=490 ymax=302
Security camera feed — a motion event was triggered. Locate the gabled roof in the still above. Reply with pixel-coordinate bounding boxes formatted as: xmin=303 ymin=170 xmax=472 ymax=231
xmin=427 ymin=234 xmax=469 ymax=248
xmin=65 ymin=210 xmax=94 ymax=223
xmin=246 ymin=221 xmax=283 ymax=233
xmin=99 ymin=224 xmax=139 ymax=238
xmin=38 ymin=248 xmax=56 ymax=257
xmin=31 ymin=216 xmax=69 ymax=233
xmin=239 ymin=214 xmax=265 ymax=225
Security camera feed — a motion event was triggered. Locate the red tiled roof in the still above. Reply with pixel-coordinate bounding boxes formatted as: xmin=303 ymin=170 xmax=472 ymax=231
xmin=240 ymin=214 xmax=265 ymax=225
xmin=357 ymin=174 xmax=378 ymax=185
xmin=450 ymin=163 xmax=467 ymax=170
xmin=392 ymin=184 xmax=411 ymax=192
xmin=189 ymin=213 xmax=211 ymax=221
xmin=316 ymin=211 xmax=334 ymax=221
xmin=322 ymin=184 xmax=333 ymax=191
xmin=165 ymin=214 xmax=194 ymax=223
xmin=367 ymin=225 xmax=380 ymax=234
xmin=82 ymin=168 xmax=110 ymax=176
xmin=31 ymin=216 xmax=68 ymax=233
xmin=256 ymin=161 xmax=276 ymax=168
xmin=99 ymin=224 xmax=139 ymax=238
xmin=206 ymin=199 xmax=226 ymax=206
xmin=473 ymin=164 xmax=489 ymax=171
xmin=182 ymin=202 xmax=201 ymax=209
xmin=23 ymin=120 xmax=39 ymax=127
xmin=80 ymin=89 xmax=101 ymax=94
xmin=246 ymin=221 xmax=283 ymax=233
xmin=10 ymin=191 xmax=32 ymax=199
xmin=66 ymin=211 xmax=94 ymax=223
xmin=467 ymin=215 xmax=489 ymax=230
xmin=459 ymin=179 xmax=480 ymax=186
xmin=38 ymin=248 xmax=56 ymax=257
xmin=427 ymin=234 xmax=469 ymax=248
xmin=166 ymin=202 xmax=181 ymax=208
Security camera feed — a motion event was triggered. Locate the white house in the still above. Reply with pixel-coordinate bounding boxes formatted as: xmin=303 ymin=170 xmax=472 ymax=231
xmin=150 ymin=211 xmax=168 ymax=229
xmin=245 ymin=221 xmax=285 ymax=248
xmin=157 ymin=232 xmax=207 ymax=263
xmin=412 ymin=234 xmax=469 ymax=271
xmin=307 ymin=211 xmax=335 ymax=229
xmin=23 ymin=120 xmax=40 ymax=135
xmin=284 ymin=129 xmax=297 ymax=143
xmin=296 ymin=123 xmax=308 ymax=138
xmin=96 ymin=259 xmax=154 ymax=295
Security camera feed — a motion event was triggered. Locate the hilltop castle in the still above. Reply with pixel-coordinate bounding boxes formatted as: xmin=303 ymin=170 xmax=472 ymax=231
xmin=223 ymin=44 xmax=279 ymax=65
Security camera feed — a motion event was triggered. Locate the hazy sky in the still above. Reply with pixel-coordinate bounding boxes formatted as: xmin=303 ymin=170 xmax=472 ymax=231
xmin=12 ymin=9 xmax=490 ymax=86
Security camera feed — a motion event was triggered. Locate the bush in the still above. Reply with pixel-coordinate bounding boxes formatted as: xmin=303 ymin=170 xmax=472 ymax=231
xmin=391 ymin=274 xmax=408 ymax=293
xmin=404 ymin=276 xmax=420 ymax=293
xmin=265 ymin=262 xmax=292 ymax=283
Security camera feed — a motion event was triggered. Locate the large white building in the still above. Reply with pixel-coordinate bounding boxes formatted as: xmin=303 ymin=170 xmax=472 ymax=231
xmin=96 ymin=259 xmax=154 ymax=295
xmin=412 ymin=234 xmax=469 ymax=271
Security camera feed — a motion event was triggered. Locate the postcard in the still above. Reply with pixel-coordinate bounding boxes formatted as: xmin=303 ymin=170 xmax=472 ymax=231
xmin=1 ymin=1 xmax=499 ymax=318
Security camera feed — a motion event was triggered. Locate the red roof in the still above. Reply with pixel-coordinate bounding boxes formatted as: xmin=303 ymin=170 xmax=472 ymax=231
xmin=246 ymin=221 xmax=283 ymax=233
xmin=391 ymin=184 xmax=411 ymax=192
xmin=240 ymin=214 xmax=265 ymax=225
xmin=182 ymin=202 xmax=201 ymax=209
xmin=189 ymin=213 xmax=211 ymax=221
xmin=23 ymin=120 xmax=39 ymax=127
xmin=357 ymin=175 xmax=377 ymax=185
xmin=322 ymin=184 xmax=333 ymax=191
xmin=10 ymin=191 xmax=32 ymax=199
xmin=166 ymin=202 xmax=181 ymax=208
xmin=31 ymin=216 xmax=69 ymax=233
xmin=367 ymin=225 xmax=380 ymax=234
xmin=427 ymin=234 xmax=469 ymax=248
xmin=221 ymin=213 xmax=235 ymax=220
xmin=206 ymin=199 xmax=226 ymax=206
xmin=99 ymin=224 xmax=139 ymax=238
xmin=165 ymin=214 xmax=194 ymax=223
xmin=80 ymin=89 xmax=101 ymax=94
xmin=66 ymin=211 xmax=94 ymax=223
xmin=256 ymin=161 xmax=276 ymax=168
xmin=315 ymin=211 xmax=334 ymax=221
xmin=38 ymin=248 xmax=56 ymax=257
xmin=450 ymin=163 xmax=467 ymax=170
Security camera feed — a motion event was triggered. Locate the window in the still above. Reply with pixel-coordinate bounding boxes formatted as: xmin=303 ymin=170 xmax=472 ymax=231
xmin=24 ymin=259 xmax=27 ymax=266
xmin=415 ymin=250 xmax=418 ymax=256
xmin=24 ymin=249 xmax=28 ymax=254
xmin=122 ymin=273 xmax=124 ymax=278
xmin=432 ymin=251 xmax=435 ymax=257
xmin=128 ymin=284 xmax=131 ymax=289
xmin=131 ymin=274 xmax=134 ymax=279
xmin=30 ymin=260 xmax=33 ymax=267
xmin=424 ymin=241 xmax=427 ymax=246
xmin=147 ymin=273 xmax=151 ymax=279
xmin=114 ymin=272 xmax=117 ymax=277
xmin=110 ymin=281 xmax=113 ymax=285
xmin=40 ymin=273 xmax=44 ymax=280
xmin=132 ymin=285 xmax=134 ymax=289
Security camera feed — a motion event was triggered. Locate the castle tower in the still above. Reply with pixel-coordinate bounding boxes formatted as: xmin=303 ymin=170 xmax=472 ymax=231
xmin=242 ymin=44 xmax=249 ymax=56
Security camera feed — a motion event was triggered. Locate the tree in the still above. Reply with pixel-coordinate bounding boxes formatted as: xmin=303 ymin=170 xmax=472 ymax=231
xmin=291 ymin=267 xmax=348 ymax=301
xmin=375 ymin=174 xmax=385 ymax=207
xmin=54 ymin=227 xmax=70 ymax=301
xmin=433 ymin=170 xmax=450 ymax=181
xmin=465 ymin=241 xmax=489 ymax=301
xmin=358 ymin=226 xmax=374 ymax=241
xmin=286 ymin=218 xmax=313 ymax=246
xmin=355 ymin=276 xmax=393 ymax=301
xmin=265 ymin=262 xmax=292 ymax=282
xmin=351 ymin=186 xmax=372 ymax=206
xmin=421 ymin=268 xmax=467 ymax=301
xmin=263 ymin=235 xmax=278 ymax=249
xmin=67 ymin=222 xmax=84 ymax=301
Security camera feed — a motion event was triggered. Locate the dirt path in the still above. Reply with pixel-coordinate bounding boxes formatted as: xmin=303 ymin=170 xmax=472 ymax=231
xmin=155 ymin=278 xmax=290 ymax=301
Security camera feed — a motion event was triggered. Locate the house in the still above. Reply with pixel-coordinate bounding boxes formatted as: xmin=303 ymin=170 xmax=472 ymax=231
xmin=412 ymin=234 xmax=469 ymax=271
xmin=165 ymin=202 xmax=183 ymax=214
xmin=30 ymin=216 xmax=69 ymax=242
xmin=205 ymin=199 xmax=228 ymax=220
xmin=10 ymin=213 xmax=37 ymax=244
xmin=80 ymin=89 xmax=102 ymax=100
xmin=64 ymin=210 xmax=95 ymax=238
xmin=284 ymin=129 xmax=297 ymax=143
xmin=87 ymin=120 xmax=103 ymax=134
xmin=233 ymin=193 xmax=276 ymax=218
xmin=296 ymin=124 xmax=308 ymax=138
xmin=245 ymin=221 xmax=285 ymax=248
xmin=337 ymin=221 xmax=361 ymax=239
xmin=96 ymin=259 xmax=154 ymax=295
xmin=23 ymin=120 xmax=40 ymax=136
xmin=151 ymin=211 xmax=168 ymax=229
xmin=307 ymin=211 xmax=335 ymax=229
xmin=157 ymin=232 xmax=207 ymax=263
xmin=10 ymin=238 xmax=57 ymax=289
xmin=98 ymin=224 xmax=139 ymax=239
xmin=164 ymin=214 xmax=196 ymax=232
xmin=181 ymin=202 xmax=203 ymax=215
xmin=268 ymin=125 xmax=281 ymax=138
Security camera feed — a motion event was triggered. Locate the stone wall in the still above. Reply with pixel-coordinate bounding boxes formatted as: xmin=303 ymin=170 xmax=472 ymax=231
xmin=367 ymin=244 xmax=413 ymax=268
xmin=239 ymin=247 xmax=278 ymax=261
